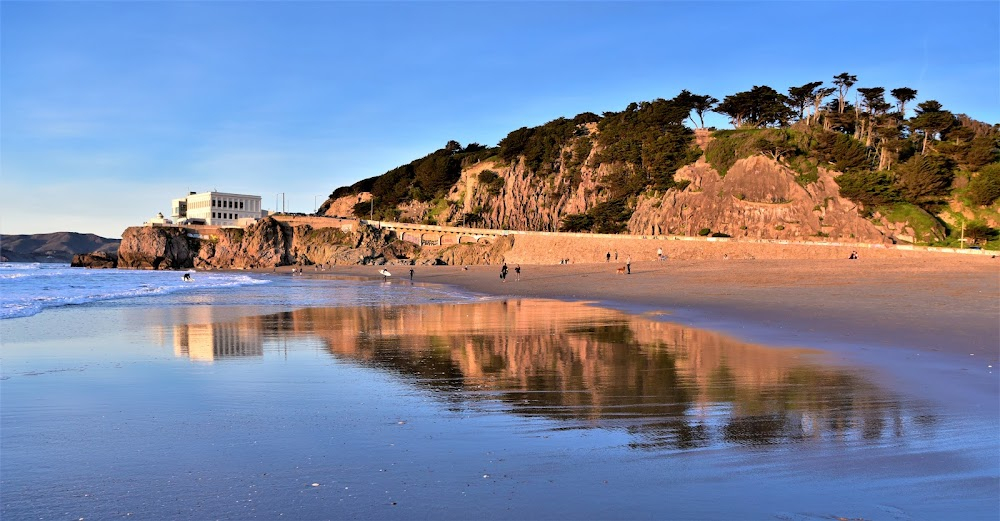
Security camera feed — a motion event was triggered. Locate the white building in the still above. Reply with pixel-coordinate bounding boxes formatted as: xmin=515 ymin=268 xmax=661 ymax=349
xmin=171 ymin=191 xmax=265 ymax=226
xmin=144 ymin=212 xmax=173 ymax=226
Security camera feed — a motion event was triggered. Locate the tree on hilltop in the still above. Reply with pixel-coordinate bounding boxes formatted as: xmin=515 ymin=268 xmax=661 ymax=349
xmin=833 ymin=72 xmax=858 ymax=114
xmin=676 ymin=90 xmax=718 ymax=128
xmin=714 ymin=86 xmax=794 ymax=129
xmin=787 ymin=81 xmax=824 ymax=121
xmin=809 ymin=86 xmax=836 ymax=125
xmin=890 ymin=87 xmax=918 ymax=118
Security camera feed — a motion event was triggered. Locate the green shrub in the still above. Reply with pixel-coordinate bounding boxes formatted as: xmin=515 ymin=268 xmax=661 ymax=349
xmin=559 ymin=213 xmax=593 ymax=232
xmin=477 ymin=169 xmax=505 ymax=195
xmin=967 ymin=163 xmax=1000 ymax=206
xmin=836 ymin=170 xmax=901 ymax=207
xmin=698 ymin=228 xmax=711 ymax=236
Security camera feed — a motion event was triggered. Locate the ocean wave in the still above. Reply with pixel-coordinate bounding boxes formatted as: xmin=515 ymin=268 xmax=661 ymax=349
xmin=1 ymin=271 xmax=270 ymax=320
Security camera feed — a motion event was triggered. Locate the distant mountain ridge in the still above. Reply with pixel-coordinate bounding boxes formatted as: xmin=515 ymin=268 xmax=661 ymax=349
xmin=1 ymin=232 xmax=120 ymax=263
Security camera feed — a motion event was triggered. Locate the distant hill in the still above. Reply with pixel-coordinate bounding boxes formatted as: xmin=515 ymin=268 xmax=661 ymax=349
xmin=1 ymin=232 xmax=121 ymax=263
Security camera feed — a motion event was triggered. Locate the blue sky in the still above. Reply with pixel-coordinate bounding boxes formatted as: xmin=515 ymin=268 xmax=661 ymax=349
xmin=2 ymin=1 xmax=997 ymax=238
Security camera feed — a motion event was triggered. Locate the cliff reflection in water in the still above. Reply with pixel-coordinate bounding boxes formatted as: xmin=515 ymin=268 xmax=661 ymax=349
xmin=173 ymin=300 xmax=930 ymax=449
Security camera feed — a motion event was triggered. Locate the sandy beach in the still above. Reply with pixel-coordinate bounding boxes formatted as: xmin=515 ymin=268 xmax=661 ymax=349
xmin=302 ymin=256 xmax=999 ymax=355
xmin=300 ymin=255 xmax=999 ymax=406
xmin=4 ymin=256 xmax=999 ymax=520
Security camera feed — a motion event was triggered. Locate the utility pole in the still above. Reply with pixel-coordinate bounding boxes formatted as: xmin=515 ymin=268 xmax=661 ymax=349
xmin=370 ymin=196 xmax=374 ymax=220
xmin=961 ymin=221 xmax=966 ymax=249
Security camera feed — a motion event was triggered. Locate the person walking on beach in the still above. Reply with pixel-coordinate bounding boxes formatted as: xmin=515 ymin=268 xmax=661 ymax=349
xmin=657 ymin=247 xmax=663 ymax=260
xmin=500 ymin=263 xmax=508 ymax=282
xmin=626 ymin=255 xmax=631 ymax=275
xmin=606 ymin=251 xmax=611 ymax=263
xmin=409 ymin=268 xmax=414 ymax=280
xmin=514 ymin=264 xmax=520 ymax=281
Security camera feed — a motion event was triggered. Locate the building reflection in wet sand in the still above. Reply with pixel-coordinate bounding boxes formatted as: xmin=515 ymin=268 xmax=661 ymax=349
xmin=171 ymin=307 xmax=264 ymax=361
xmin=170 ymin=300 xmax=932 ymax=450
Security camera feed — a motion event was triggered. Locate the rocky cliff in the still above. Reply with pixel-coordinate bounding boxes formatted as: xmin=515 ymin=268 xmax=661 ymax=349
xmin=322 ymin=129 xmax=906 ymax=243
xmin=631 ymin=155 xmax=890 ymax=242
xmin=106 ymin=217 xmax=499 ymax=270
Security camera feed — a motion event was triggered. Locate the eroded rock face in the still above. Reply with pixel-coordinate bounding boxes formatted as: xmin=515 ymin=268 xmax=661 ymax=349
xmin=70 ymin=252 xmax=118 ymax=269
xmin=114 ymin=218 xmax=434 ymax=270
xmin=118 ymin=227 xmax=194 ymax=269
xmin=194 ymin=218 xmax=289 ymax=269
xmin=631 ymin=156 xmax=889 ymax=242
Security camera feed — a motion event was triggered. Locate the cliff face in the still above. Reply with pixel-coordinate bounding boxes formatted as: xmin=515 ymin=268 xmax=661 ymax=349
xmin=118 ymin=227 xmax=195 ymax=269
xmin=631 ymin=155 xmax=890 ymax=242
xmin=324 ymin=133 xmax=944 ymax=244
xmin=113 ymin=217 xmax=436 ymax=270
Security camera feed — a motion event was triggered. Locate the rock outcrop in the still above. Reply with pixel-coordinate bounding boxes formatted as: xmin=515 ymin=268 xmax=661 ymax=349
xmin=118 ymin=227 xmax=195 ymax=269
xmin=70 ymin=251 xmax=118 ymax=268
xmin=110 ymin=217 xmax=481 ymax=270
xmin=631 ymin=156 xmax=890 ymax=242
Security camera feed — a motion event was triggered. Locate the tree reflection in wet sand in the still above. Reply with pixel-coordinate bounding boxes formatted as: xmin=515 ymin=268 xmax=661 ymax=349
xmin=172 ymin=299 xmax=933 ymax=452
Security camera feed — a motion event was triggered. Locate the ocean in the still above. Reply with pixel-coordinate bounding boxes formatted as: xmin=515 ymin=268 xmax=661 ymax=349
xmin=0 ymin=262 xmax=482 ymax=320
xmin=2 ymin=262 xmax=997 ymax=519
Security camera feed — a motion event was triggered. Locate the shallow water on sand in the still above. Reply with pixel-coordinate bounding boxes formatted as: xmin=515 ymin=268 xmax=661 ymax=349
xmin=2 ymin=291 xmax=997 ymax=519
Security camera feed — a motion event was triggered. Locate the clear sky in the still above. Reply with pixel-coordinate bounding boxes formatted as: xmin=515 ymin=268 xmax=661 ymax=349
xmin=2 ymin=1 xmax=997 ymax=238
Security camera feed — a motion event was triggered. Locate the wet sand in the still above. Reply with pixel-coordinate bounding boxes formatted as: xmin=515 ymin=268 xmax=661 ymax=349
xmin=304 ymin=257 xmax=999 ymax=355
xmin=3 ymin=261 xmax=998 ymax=519
xmin=305 ymin=256 xmax=999 ymax=408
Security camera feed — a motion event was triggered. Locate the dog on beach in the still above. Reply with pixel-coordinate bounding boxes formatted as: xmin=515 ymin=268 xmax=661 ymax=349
xmin=616 ymin=266 xmax=626 ymax=274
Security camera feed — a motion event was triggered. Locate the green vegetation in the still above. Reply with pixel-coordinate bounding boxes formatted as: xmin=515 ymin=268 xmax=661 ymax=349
xmin=967 ymin=163 xmax=1000 ymax=206
xmin=477 ymin=169 xmax=505 ymax=195
xmin=559 ymin=198 xmax=633 ymax=234
xmin=881 ymin=203 xmax=944 ymax=243
xmin=332 ymin=141 xmax=496 ymax=219
xmin=593 ymin=97 xmax=700 ymax=191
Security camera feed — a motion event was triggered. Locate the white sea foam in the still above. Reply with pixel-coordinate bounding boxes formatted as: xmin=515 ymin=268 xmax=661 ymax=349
xmin=1 ymin=263 xmax=269 ymax=319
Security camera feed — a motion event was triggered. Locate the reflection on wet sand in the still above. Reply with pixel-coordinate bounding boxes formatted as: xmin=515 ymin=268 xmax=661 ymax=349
xmin=171 ymin=307 xmax=264 ymax=361
xmin=167 ymin=300 xmax=931 ymax=449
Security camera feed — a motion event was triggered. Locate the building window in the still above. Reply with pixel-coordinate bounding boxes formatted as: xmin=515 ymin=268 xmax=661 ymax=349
xmin=240 ymin=202 xmax=244 ymax=209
